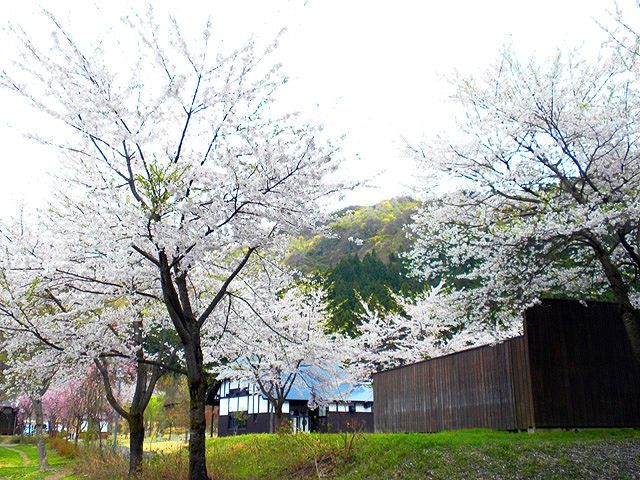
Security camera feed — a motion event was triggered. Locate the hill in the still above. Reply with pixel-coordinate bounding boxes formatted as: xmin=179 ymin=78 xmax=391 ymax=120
xmin=287 ymin=197 xmax=420 ymax=273
xmin=286 ymin=198 xmax=424 ymax=334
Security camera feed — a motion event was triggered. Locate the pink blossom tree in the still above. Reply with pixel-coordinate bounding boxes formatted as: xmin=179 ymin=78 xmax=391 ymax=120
xmin=0 ymin=214 xmax=175 ymax=476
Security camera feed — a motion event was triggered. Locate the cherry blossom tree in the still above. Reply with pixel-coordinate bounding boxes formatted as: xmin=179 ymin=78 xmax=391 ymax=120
xmin=42 ymin=386 xmax=69 ymax=438
xmin=5 ymin=355 xmax=58 ymax=470
xmin=1 ymin=8 xmax=342 ymax=478
xmin=88 ymin=299 xmax=178 ymax=476
xmin=351 ymin=284 xmax=521 ymax=376
xmin=407 ymin=44 xmax=640 ymax=363
xmin=0 ymin=214 xmax=175 ymax=477
xmin=217 ymin=272 xmax=348 ymax=431
xmin=0 ymin=218 xmax=70 ymax=471
xmin=93 ymin=334 xmax=168 ymax=474
xmin=17 ymin=397 xmax=33 ymax=435
xmin=42 ymin=383 xmax=80 ymax=439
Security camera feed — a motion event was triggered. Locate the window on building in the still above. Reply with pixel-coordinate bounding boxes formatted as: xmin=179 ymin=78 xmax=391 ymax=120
xmin=348 ymin=404 xmax=356 ymax=414
xmin=228 ymin=386 xmax=249 ymax=397
xmin=318 ymin=406 xmax=327 ymax=417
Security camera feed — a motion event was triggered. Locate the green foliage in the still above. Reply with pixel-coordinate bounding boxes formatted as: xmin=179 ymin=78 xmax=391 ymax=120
xmin=135 ymin=162 xmax=186 ymax=217
xmin=324 ymin=252 xmax=424 ymax=335
xmin=156 ymin=375 xmax=190 ymax=440
xmin=288 ymin=197 xmax=425 ymax=335
xmin=144 ymin=394 xmax=167 ymax=435
xmin=288 ymin=197 xmax=420 ymax=273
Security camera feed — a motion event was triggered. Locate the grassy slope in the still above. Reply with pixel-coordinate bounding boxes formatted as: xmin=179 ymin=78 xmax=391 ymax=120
xmin=0 ymin=443 xmax=74 ymax=479
xmin=204 ymin=429 xmax=640 ymax=480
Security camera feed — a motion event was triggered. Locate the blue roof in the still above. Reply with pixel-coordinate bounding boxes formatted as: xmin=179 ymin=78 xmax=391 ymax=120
xmin=284 ymin=368 xmax=373 ymax=402
xmin=220 ymin=361 xmax=373 ymax=403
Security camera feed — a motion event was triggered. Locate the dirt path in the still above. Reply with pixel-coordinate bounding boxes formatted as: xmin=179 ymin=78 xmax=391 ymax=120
xmin=1 ymin=446 xmax=29 ymax=467
xmin=43 ymin=469 xmax=70 ymax=480
xmin=0 ymin=445 xmax=69 ymax=480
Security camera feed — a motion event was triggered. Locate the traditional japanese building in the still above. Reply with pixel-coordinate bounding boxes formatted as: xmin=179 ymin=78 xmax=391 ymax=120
xmin=0 ymin=405 xmax=17 ymax=435
xmin=216 ymin=377 xmax=373 ymax=436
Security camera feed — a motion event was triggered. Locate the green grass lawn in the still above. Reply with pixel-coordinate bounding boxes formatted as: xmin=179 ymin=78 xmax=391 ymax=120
xmin=62 ymin=428 xmax=640 ymax=479
xmin=203 ymin=429 xmax=640 ymax=480
xmin=0 ymin=443 xmax=75 ymax=480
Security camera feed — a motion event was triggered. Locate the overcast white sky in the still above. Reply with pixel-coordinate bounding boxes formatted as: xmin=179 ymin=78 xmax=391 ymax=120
xmin=0 ymin=0 xmax=633 ymax=217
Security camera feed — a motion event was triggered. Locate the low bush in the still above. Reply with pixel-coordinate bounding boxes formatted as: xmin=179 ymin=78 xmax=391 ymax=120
xmin=18 ymin=435 xmax=37 ymax=445
xmin=71 ymin=446 xmax=128 ymax=480
xmin=72 ymin=445 xmax=188 ymax=480
xmin=50 ymin=435 xmax=78 ymax=457
xmin=0 ymin=435 xmax=23 ymax=444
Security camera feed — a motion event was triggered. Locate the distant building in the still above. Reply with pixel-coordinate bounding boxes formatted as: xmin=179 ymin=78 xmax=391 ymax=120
xmin=373 ymin=299 xmax=640 ymax=433
xmin=216 ymin=377 xmax=373 ymax=436
xmin=0 ymin=405 xmax=18 ymax=435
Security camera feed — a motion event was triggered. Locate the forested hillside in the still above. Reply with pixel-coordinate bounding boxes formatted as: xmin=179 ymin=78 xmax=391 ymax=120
xmin=288 ymin=198 xmax=425 ymax=334
xmin=288 ymin=197 xmax=420 ymax=272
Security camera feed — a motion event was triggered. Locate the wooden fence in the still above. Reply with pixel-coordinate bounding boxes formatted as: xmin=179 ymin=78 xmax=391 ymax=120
xmin=373 ymin=337 xmax=533 ymax=432
xmin=525 ymin=300 xmax=640 ymax=428
xmin=373 ymin=299 xmax=640 ymax=433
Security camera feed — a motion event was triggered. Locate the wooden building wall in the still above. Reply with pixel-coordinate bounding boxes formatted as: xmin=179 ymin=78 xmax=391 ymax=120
xmin=0 ymin=407 xmax=17 ymax=435
xmin=218 ymin=413 xmax=273 ymax=437
xmin=525 ymin=300 xmax=640 ymax=428
xmin=373 ymin=299 xmax=640 ymax=433
xmin=373 ymin=337 xmax=533 ymax=432
xmin=324 ymin=412 xmax=374 ymax=433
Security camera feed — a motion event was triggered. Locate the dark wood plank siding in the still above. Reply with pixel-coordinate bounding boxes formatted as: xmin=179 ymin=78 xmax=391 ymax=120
xmin=373 ymin=299 xmax=640 ymax=433
xmin=322 ymin=412 xmax=374 ymax=433
xmin=525 ymin=300 xmax=640 ymax=427
xmin=218 ymin=413 xmax=273 ymax=437
xmin=508 ymin=337 xmax=535 ymax=428
xmin=373 ymin=337 xmax=529 ymax=432
xmin=0 ymin=407 xmax=17 ymax=435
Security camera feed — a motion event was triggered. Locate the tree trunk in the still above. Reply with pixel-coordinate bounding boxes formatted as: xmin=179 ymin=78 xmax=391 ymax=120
xmin=94 ymin=334 xmax=166 ymax=478
xmin=74 ymin=418 xmax=80 ymax=447
xmin=128 ymin=413 xmax=145 ymax=478
xmin=208 ymin=382 xmax=219 ymax=438
xmin=620 ymin=307 xmax=640 ymax=364
xmin=185 ymin=340 xmax=208 ymax=480
xmin=32 ymin=397 xmax=49 ymax=471
xmin=274 ymin=405 xmax=286 ymax=433
xmin=113 ymin=416 xmax=119 ymax=449
xmin=48 ymin=416 xmax=57 ymax=438
xmin=591 ymin=239 xmax=640 ymax=364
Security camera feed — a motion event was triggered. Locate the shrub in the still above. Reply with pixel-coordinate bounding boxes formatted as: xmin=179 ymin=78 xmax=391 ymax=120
xmin=71 ymin=446 xmax=128 ymax=480
xmin=72 ymin=445 xmax=190 ymax=479
xmin=50 ymin=435 xmax=78 ymax=457
xmin=18 ymin=435 xmax=37 ymax=445
xmin=0 ymin=435 xmax=23 ymax=444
